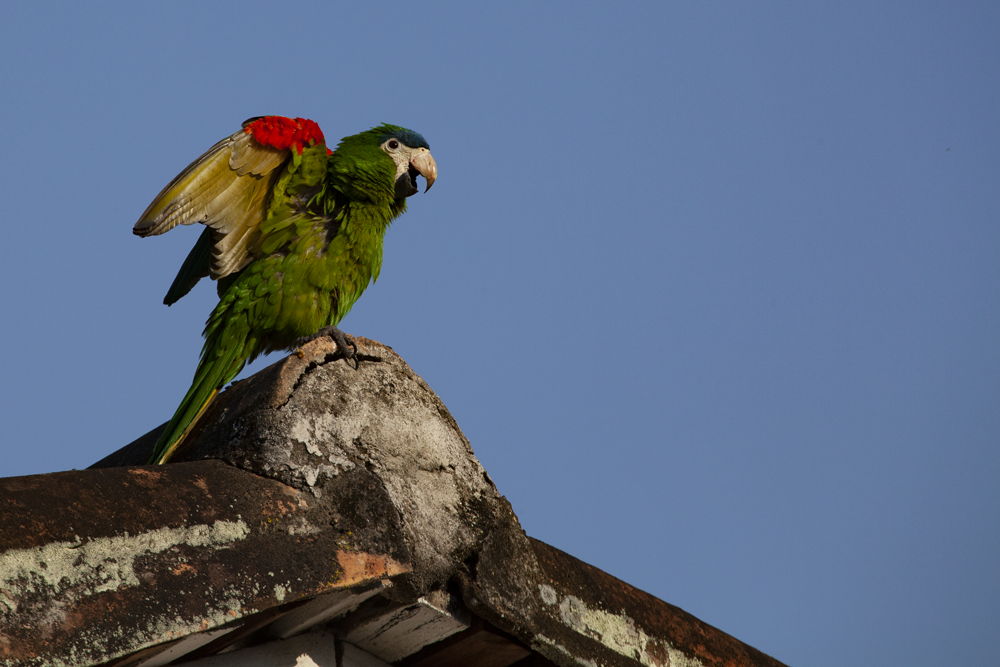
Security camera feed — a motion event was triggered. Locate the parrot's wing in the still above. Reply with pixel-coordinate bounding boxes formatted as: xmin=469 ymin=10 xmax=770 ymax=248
xmin=162 ymin=227 xmax=212 ymax=306
xmin=133 ymin=123 xmax=289 ymax=281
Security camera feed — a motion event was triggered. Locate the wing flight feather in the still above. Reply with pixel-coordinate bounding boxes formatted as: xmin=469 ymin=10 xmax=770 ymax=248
xmin=133 ymin=127 xmax=291 ymax=280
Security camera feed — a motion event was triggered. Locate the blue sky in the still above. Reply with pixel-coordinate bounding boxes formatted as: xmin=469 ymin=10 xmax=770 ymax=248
xmin=1 ymin=3 xmax=997 ymax=665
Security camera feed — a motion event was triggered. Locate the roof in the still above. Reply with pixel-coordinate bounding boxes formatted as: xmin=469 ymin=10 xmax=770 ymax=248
xmin=0 ymin=338 xmax=788 ymax=667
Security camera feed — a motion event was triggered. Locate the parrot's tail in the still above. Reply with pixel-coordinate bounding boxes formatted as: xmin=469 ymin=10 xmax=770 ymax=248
xmin=146 ymin=333 xmax=249 ymax=465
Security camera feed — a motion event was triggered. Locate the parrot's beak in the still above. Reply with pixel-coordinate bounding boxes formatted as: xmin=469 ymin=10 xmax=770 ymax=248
xmin=410 ymin=149 xmax=437 ymax=192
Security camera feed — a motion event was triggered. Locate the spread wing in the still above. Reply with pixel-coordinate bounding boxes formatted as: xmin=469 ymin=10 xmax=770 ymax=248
xmin=133 ymin=121 xmax=290 ymax=289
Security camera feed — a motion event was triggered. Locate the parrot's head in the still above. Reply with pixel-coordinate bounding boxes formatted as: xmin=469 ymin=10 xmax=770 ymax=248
xmin=334 ymin=125 xmax=436 ymax=201
xmin=375 ymin=125 xmax=436 ymax=198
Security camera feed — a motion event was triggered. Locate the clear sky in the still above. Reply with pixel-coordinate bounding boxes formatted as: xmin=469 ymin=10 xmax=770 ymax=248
xmin=1 ymin=3 xmax=997 ymax=665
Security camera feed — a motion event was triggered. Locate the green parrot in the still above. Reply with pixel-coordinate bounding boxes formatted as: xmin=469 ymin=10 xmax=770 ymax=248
xmin=134 ymin=116 xmax=437 ymax=465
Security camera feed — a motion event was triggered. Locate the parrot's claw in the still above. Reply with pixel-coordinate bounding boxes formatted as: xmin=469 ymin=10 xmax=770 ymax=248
xmin=294 ymin=326 xmax=358 ymax=366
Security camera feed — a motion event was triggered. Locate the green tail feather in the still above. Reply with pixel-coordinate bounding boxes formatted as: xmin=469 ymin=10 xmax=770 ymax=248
xmin=146 ymin=336 xmax=248 ymax=465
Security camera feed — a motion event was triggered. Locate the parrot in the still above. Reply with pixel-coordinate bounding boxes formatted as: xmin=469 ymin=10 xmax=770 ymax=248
xmin=133 ymin=116 xmax=437 ymax=465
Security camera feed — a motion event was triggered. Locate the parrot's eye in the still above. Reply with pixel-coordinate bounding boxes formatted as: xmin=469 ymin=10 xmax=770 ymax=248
xmin=388 ymin=140 xmax=399 ymax=150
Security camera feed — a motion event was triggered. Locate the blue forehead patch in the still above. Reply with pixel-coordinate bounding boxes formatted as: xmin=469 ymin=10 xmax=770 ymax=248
xmin=376 ymin=125 xmax=429 ymax=150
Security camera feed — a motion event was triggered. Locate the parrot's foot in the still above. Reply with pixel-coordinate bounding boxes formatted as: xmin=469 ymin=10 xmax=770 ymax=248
xmin=294 ymin=326 xmax=357 ymax=365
